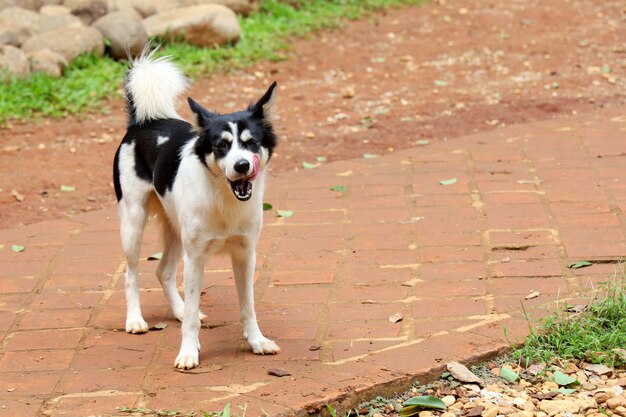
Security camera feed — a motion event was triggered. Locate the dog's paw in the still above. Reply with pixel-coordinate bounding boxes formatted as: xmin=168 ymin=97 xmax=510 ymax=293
xmin=249 ymin=337 xmax=280 ymax=355
xmin=126 ymin=319 xmax=149 ymax=334
xmin=199 ymin=311 xmax=207 ymax=321
xmin=174 ymin=351 xmax=199 ymax=369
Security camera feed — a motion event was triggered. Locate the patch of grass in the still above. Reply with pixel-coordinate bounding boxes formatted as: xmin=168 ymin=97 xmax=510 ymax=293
xmin=0 ymin=0 xmax=422 ymax=125
xmin=0 ymin=54 xmax=123 ymax=122
xmin=512 ymin=271 xmax=626 ymax=368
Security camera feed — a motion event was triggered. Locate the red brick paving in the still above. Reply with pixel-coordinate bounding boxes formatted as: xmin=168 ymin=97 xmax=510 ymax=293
xmin=1 ymin=109 xmax=626 ymax=416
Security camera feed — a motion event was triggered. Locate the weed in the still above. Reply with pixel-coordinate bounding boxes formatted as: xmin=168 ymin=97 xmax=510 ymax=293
xmin=512 ymin=271 xmax=626 ymax=368
xmin=0 ymin=0 xmax=422 ymax=125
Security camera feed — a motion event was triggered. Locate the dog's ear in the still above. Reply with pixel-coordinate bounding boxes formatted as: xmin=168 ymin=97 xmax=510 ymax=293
xmin=249 ymin=82 xmax=277 ymax=126
xmin=187 ymin=97 xmax=216 ymax=130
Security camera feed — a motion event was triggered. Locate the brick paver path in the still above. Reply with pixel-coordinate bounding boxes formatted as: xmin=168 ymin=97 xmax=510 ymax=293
xmin=2 ymin=109 xmax=626 ymax=417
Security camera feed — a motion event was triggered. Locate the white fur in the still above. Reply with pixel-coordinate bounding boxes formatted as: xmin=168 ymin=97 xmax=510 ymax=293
xmin=126 ymin=50 xmax=188 ymax=123
xmin=117 ymin=51 xmax=279 ymax=370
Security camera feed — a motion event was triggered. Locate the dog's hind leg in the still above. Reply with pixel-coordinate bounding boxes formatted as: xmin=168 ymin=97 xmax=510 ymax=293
xmin=119 ymin=197 xmax=150 ymax=334
xmin=230 ymin=238 xmax=280 ymax=355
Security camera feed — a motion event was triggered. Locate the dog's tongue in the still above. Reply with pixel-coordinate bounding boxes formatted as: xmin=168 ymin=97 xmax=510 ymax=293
xmin=249 ymin=155 xmax=261 ymax=180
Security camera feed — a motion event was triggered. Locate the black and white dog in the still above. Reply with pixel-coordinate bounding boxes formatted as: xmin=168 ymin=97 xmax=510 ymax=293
xmin=113 ymin=49 xmax=280 ymax=369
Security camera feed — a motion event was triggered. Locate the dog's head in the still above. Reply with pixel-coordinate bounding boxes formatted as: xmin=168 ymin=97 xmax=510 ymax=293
xmin=188 ymin=82 xmax=278 ymax=202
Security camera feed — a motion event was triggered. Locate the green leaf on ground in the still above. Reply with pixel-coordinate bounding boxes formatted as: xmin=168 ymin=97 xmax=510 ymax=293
xmin=330 ymin=185 xmax=346 ymax=193
xmin=363 ymin=153 xmax=379 ymax=159
xmin=11 ymin=244 xmax=25 ymax=252
xmin=60 ymin=185 xmax=76 ymax=192
xmin=316 ymin=156 xmax=327 ymax=162
xmin=302 ymin=161 xmax=317 ymax=169
xmin=262 ymin=202 xmax=273 ymax=211
xmin=567 ymin=261 xmax=592 ymax=269
xmin=416 ymin=139 xmax=430 ymax=145
xmin=553 ymin=370 xmax=580 ymax=386
xmin=147 ymin=252 xmax=163 ymax=261
xmin=554 ymin=388 xmax=577 ymax=395
xmin=402 ymin=396 xmax=447 ymax=415
xmin=276 ymin=210 xmax=293 ymax=218
xmin=439 ymin=178 xmax=458 ymax=186
xmin=500 ymin=367 xmax=518 ymax=383
xmin=434 ymin=80 xmax=448 ymax=87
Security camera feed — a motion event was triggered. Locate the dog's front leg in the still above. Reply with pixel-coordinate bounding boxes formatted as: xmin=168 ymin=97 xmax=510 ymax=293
xmin=230 ymin=239 xmax=280 ymax=355
xmin=174 ymin=250 xmax=206 ymax=369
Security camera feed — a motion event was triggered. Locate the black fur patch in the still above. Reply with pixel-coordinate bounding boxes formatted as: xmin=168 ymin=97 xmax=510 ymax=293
xmin=113 ymin=119 xmax=198 ymax=200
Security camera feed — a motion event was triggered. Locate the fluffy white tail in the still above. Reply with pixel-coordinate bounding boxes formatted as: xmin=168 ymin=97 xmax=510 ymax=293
xmin=125 ymin=48 xmax=188 ymax=126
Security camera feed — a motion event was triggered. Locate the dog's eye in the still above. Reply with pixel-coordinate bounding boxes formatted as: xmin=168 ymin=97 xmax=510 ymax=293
xmin=214 ymin=140 xmax=229 ymax=152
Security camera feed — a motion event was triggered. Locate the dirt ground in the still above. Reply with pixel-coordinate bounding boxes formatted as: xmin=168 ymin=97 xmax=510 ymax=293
xmin=0 ymin=0 xmax=624 ymax=229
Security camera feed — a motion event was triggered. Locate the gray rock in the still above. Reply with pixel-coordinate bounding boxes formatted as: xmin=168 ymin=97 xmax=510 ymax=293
xmin=0 ymin=44 xmax=30 ymax=78
xmin=22 ymin=24 xmax=103 ymax=61
xmin=0 ymin=7 xmax=41 ymax=33
xmin=143 ymin=4 xmax=240 ymax=47
xmin=93 ymin=10 xmax=148 ymax=59
xmin=180 ymin=0 xmax=259 ymax=16
xmin=112 ymin=0 xmax=156 ymax=17
xmin=0 ymin=21 xmax=31 ymax=46
xmin=1 ymin=0 xmax=62 ymax=11
xmin=38 ymin=11 xmax=82 ymax=32
xmin=150 ymin=0 xmax=180 ymax=13
xmin=27 ymin=49 xmax=67 ymax=76
xmin=40 ymin=4 xmax=71 ymax=14
xmin=63 ymin=0 xmax=111 ymax=23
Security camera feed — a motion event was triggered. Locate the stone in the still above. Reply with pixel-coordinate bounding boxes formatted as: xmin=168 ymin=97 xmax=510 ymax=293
xmin=0 ymin=44 xmax=30 ymax=78
xmin=22 ymin=25 xmax=103 ymax=61
xmin=112 ymin=0 xmax=156 ymax=17
xmin=143 ymin=4 xmax=240 ymax=47
xmin=595 ymin=391 xmax=610 ymax=404
xmin=441 ymin=413 xmax=456 ymax=417
xmin=447 ymin=361 xmax=484 ymax=385
xmin=498 ymin=405 xmax=517 ymax=415
xmin=0 ymin=22 xmax=31 ymax=46
xmin=27 ymin=49 xmax=67 ymax=77
xmin=481 ymin=406 xmax=498 ymax=417
xmin=539 ymin=399 xmax=580 ymax=415
xmin=38 ymin=11 xmax=83 ymax=32
xmin=180 ymin=0 xmax=259 ymax=16
xmin=2 ymin=0 xmax=62 ymax=11
xmin=0 ymin=7 xmax=41 ymax=33
xmin=92 ymin=10 xmax=147 ymax=59
xmin=40 ymin=4 xmax=71 ymax=14
xmin=586 ymin=364 xmax=613 ymax=376
xmin=151 ymin=0 xmax=180 ymax=13
xmin=607 ymin=397 xmax=622 ymax=409
xmin=418 ymin=412 xmax=433 ymax=417
xmin=63 ymin=0 xmax=111 ymax=23
xmin=615 ymin=406 xmax=626 ymax=417
xmin=442 ymin=395 xmax=456 ymax=406
xmin=577 ymin=397 xmax=598 ymax=412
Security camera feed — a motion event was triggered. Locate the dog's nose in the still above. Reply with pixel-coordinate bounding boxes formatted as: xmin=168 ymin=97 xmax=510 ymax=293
xmin=234 ymin=159 xmax=250 ymax=174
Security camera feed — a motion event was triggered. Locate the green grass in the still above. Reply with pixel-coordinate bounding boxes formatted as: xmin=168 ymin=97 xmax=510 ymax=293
xmin=512 ymin=271 xmax=626 ymax=368
xmin=0 ymin=0 xmax=422 ymax=125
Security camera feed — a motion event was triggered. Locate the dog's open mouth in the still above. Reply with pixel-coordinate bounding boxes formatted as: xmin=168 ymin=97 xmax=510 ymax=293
xmin=229 ymin=179 xmax=253 ymax=201
xmin=228 ymin=155 xmax=261 ymax=202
